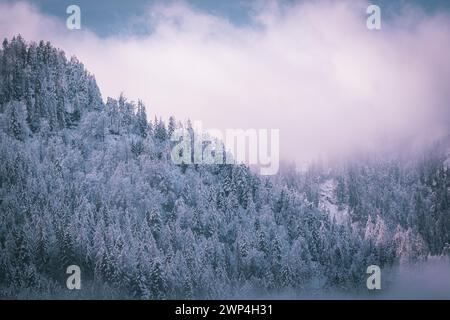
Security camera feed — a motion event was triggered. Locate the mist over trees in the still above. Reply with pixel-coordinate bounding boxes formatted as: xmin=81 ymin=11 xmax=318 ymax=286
xmin=0 ymin=36 xmax=449 ymax=298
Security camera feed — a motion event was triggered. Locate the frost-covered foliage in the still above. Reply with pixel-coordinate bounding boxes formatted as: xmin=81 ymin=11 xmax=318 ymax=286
xmin=0 ymin=37 xmax=449 ymax=298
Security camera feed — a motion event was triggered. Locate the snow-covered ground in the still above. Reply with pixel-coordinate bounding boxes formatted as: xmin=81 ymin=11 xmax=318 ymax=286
xmin=319 ymin=179 xmax=349 ymax=224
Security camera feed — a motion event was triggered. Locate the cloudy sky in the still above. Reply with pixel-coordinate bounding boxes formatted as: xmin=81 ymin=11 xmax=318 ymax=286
xmin=1 ymin=0 xmax=450 ymax=164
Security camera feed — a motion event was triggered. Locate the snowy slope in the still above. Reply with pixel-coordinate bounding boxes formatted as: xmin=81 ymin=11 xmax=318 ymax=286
xmin=319 ymin=179 xmax=349 ymax=224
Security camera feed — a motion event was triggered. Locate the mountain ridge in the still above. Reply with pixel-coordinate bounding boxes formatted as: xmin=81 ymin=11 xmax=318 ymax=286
xmin=0 ymin=36 xmax=449 ymax=298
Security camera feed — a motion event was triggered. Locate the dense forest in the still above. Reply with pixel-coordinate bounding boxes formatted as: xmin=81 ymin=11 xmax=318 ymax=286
xmin=0 ymin=36 xmax=449 ymax=298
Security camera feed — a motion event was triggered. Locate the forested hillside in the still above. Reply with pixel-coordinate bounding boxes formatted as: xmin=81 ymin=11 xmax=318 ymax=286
xmin=0 ymin=36 xmax=449 ymax=298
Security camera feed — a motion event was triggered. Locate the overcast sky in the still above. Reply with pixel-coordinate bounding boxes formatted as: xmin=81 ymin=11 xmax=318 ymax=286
xmin=1 ymin=0 xmax=450 ymax=164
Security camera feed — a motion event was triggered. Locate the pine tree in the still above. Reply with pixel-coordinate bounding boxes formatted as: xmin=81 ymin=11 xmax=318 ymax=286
xmin=168 ymin=116 xmax=176 ymax=138
xmin=136 ymin=99 xmax=148 ymax=138
xmin=5 ymin=100 xmax=29 ymax=141
xmin=154 ymin=117 xmax=167 ymax=141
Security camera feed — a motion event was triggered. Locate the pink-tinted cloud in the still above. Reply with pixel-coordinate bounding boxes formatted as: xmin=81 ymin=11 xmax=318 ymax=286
xmin=1 ymin=0 xmax=449 ymax=164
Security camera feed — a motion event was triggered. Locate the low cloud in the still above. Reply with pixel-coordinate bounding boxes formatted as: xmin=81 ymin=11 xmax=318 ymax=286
xmin=1 ymin=0 xmax=449 ymax=164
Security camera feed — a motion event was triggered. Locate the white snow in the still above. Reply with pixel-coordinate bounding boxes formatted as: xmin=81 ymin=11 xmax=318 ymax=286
xmin=444 ymin=153 xmax=450 ymax=170
xmin=319 ymin=179 xmax=349 ymax=224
